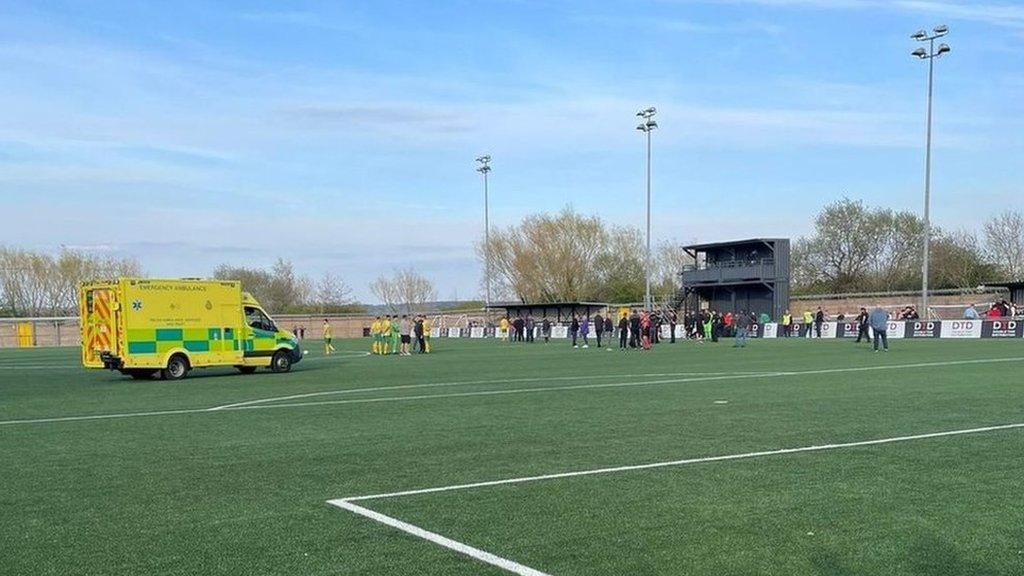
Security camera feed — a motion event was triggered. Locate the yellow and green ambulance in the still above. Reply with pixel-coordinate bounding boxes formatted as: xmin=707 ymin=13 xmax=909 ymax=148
xmin=79 ymin=278 xmax=303 ymax=380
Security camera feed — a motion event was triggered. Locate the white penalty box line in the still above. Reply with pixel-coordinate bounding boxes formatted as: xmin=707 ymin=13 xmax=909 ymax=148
xmin=328 ymin=421 xmax=1024 ymax=576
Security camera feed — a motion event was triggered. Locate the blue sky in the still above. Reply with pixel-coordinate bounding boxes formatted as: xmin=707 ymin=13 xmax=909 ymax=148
xmin=1 ymin=1 xmax=1022 ymax=302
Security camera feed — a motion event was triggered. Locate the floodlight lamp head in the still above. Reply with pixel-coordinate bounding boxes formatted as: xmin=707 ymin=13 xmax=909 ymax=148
xmin=912 ymin=47 xmax=928 ymax=58
xmin=933 ymin=24 xmax=949 ymax=36
xmin=937 ymin=43 xmax=951 ymax=55
xmin=636 ymin=124 xmax=646 ymax=131
xmin=475 ymin=154 xmax=491 ymax=164
xmin=646 ymin=120 xmax=658 ymax=129
xmin=911 ymin=29 xmax=927 ymax=40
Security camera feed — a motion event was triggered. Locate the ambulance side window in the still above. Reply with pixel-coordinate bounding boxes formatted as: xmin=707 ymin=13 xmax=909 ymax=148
xmin=244 ymin=306 xmax=276 ymax=332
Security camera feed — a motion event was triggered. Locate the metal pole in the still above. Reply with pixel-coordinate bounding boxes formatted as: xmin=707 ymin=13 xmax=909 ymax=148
xmin=922 ymin=38 xmax=935 ymax=318
xmin=645 ymin=127 xmax=652 ymax=311
xmin=483 ymin=169 xmax=491 ymax=309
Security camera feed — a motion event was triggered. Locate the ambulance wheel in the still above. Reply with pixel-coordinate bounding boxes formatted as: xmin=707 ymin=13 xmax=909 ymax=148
xmin=270 ymin=350 xmax=292 ymax=373
xmin=236 ymin=366 xmax=258 ymax=374
xmin=161 ymin=354 xmax=190 ymax=380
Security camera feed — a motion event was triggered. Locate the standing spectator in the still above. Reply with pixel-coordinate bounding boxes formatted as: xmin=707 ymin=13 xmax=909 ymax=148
xmin=964 ymin=304 xmax=979 ymax=320
xmin=541 ymin=317 xmax=551 ymax=344
xmin=421 ymin=316 xmax=432 ymax=353
xmin=413 ymin=316 xmax=425 ymax=353
xmin=580 ymin=316 xmax=590 ymax=348
xmin=814 ymin=307 xmax=825 ymax=338
xmin=781 ymin=310 xmax=792 ymax=338
xmin=802 ymin=309 xmax=814 ymax=338
xmin=650 ymin=311 xmax=661 ymax=344
xmin=525 ymin=315 xmax=535 ymax=343
xmin=594 ymin=312 xmax=605 ymax=348
xmin=855 ymin=307 xmax=870 ymax=343
xmin=668 ymin=309 xmax=678 ymax=343
xmin=640 ymin=311 xmax=652 ymax=350
xmin=712 ymin=311 xmax=722 ymax=343
xmin=869 ymin=306 xmax=890 ymax=352
xmin=629 ymin=310 xmax=641 ymax=348
xmin=758 ymin=311 xmax=770 ymax=324
xmin=604 ymin=315 xmax=614 ymax=349
xmin=513 ymin=316 xmax=525 ymax=342
xmin=618 ymin=313 xmax=629 ymax=350
xmin=733 ymin=310 xmax=751 ymax=348
xmin=570 ymin=315 xmax=580 ymax=348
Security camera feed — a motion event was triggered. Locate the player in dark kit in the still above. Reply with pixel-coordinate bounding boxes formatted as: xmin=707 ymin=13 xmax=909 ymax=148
xmin=855 ymin=307 xmax=870 ymax=343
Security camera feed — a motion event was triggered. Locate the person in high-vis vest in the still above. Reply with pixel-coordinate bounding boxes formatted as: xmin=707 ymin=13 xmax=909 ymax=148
xmin=781 ymin=310 xmax=792 ymax=338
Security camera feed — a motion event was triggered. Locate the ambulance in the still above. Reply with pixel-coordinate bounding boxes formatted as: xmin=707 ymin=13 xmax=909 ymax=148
xmin=79 ymin=278 xmax=303 ymax=380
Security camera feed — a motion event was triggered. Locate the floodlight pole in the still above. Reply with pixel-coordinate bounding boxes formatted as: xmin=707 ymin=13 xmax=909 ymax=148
xmin=912 ymin=26 xmax=950 ymax=319
xmin=476 ymin=155 xmax=492 ymax=309
xmin=636 ymin=108 xmax=658 ymax=311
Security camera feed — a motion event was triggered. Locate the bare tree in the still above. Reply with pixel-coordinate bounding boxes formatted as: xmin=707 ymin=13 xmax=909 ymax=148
xmin=213 ymin=258 xmax=311 ymax=312
xmin=370 ymin=268 xmax=436 ymax=314
xmin=653 ymin=240 xmax=695 ymax=298
xmin=984 ymin=210 xmax=1024 ymax=279
xmin=314 ymin=272 xmax=353 ymax=313
xmin=0 ymin=247 xmax=141 ymax=316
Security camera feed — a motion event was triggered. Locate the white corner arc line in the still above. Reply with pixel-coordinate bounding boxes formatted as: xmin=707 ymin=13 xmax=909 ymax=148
xmin=329 ymin=500 xmax=551 ymax=576
xmin=340 ymin=422 xmax=1024 ymax=502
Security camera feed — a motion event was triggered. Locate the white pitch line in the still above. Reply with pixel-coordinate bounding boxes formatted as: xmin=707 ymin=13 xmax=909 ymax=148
xmin=336 ymin=421 xmax=1024 ymax=503
xmin=3 ymin=356 xmax=1023 ymax=427
xmin=329 ymin=420 xmax=1024 ymax=575
xmin=208 ymin=371 xmax=770 ymax=410
xmin=330 ymin=500 xmax=551 ymax=576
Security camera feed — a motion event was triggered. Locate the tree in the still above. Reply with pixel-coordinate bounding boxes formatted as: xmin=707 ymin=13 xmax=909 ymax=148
xmin=478 ymin=206 xmax=638 ymax=303
xmin=930 ymin=230 xmax=996 ymax=289
xmin=653 ymin=240 xmax=695 ymax=297
xmin=0 ymin=246 xmax=141 ymax=316
xmin=313 ymin=272 xmax=354 ymax=313
xmin=984 ymin=210 xmax=1024 ymax=279
xmin=213 ymin=258 xmax=311 ymax=312
xmin=370 ymin=268 xmax=436 ymax=314
xmin=792 ymin=199 xmax=883 ymax=293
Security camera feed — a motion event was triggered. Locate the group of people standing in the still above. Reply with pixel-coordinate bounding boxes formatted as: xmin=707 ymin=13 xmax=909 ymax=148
xmin=499 ymin=310 xmax=684 ymax=351
xmin=369 ymin=315 xmax=431 ymax=356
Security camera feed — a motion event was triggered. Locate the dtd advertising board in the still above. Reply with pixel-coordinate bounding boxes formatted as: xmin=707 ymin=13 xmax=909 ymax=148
xmin=982 ymin=319 xmax=1024 ymax=338
xmin=906 ymin=321 xmax=941 ymax=338
xmin=940 ymin=320 xmax=981 ymax=339
xmin=837 ymin=322 xmax=865 ymax=339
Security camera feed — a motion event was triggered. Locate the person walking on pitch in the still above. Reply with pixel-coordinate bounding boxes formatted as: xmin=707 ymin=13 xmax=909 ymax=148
xmin=322 ymin=319 xmax=336 ymax=355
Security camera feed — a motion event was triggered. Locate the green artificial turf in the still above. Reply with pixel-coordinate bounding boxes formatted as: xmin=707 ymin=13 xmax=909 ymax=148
xmin=2 ymin=337 xmax=1023 ymax=575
